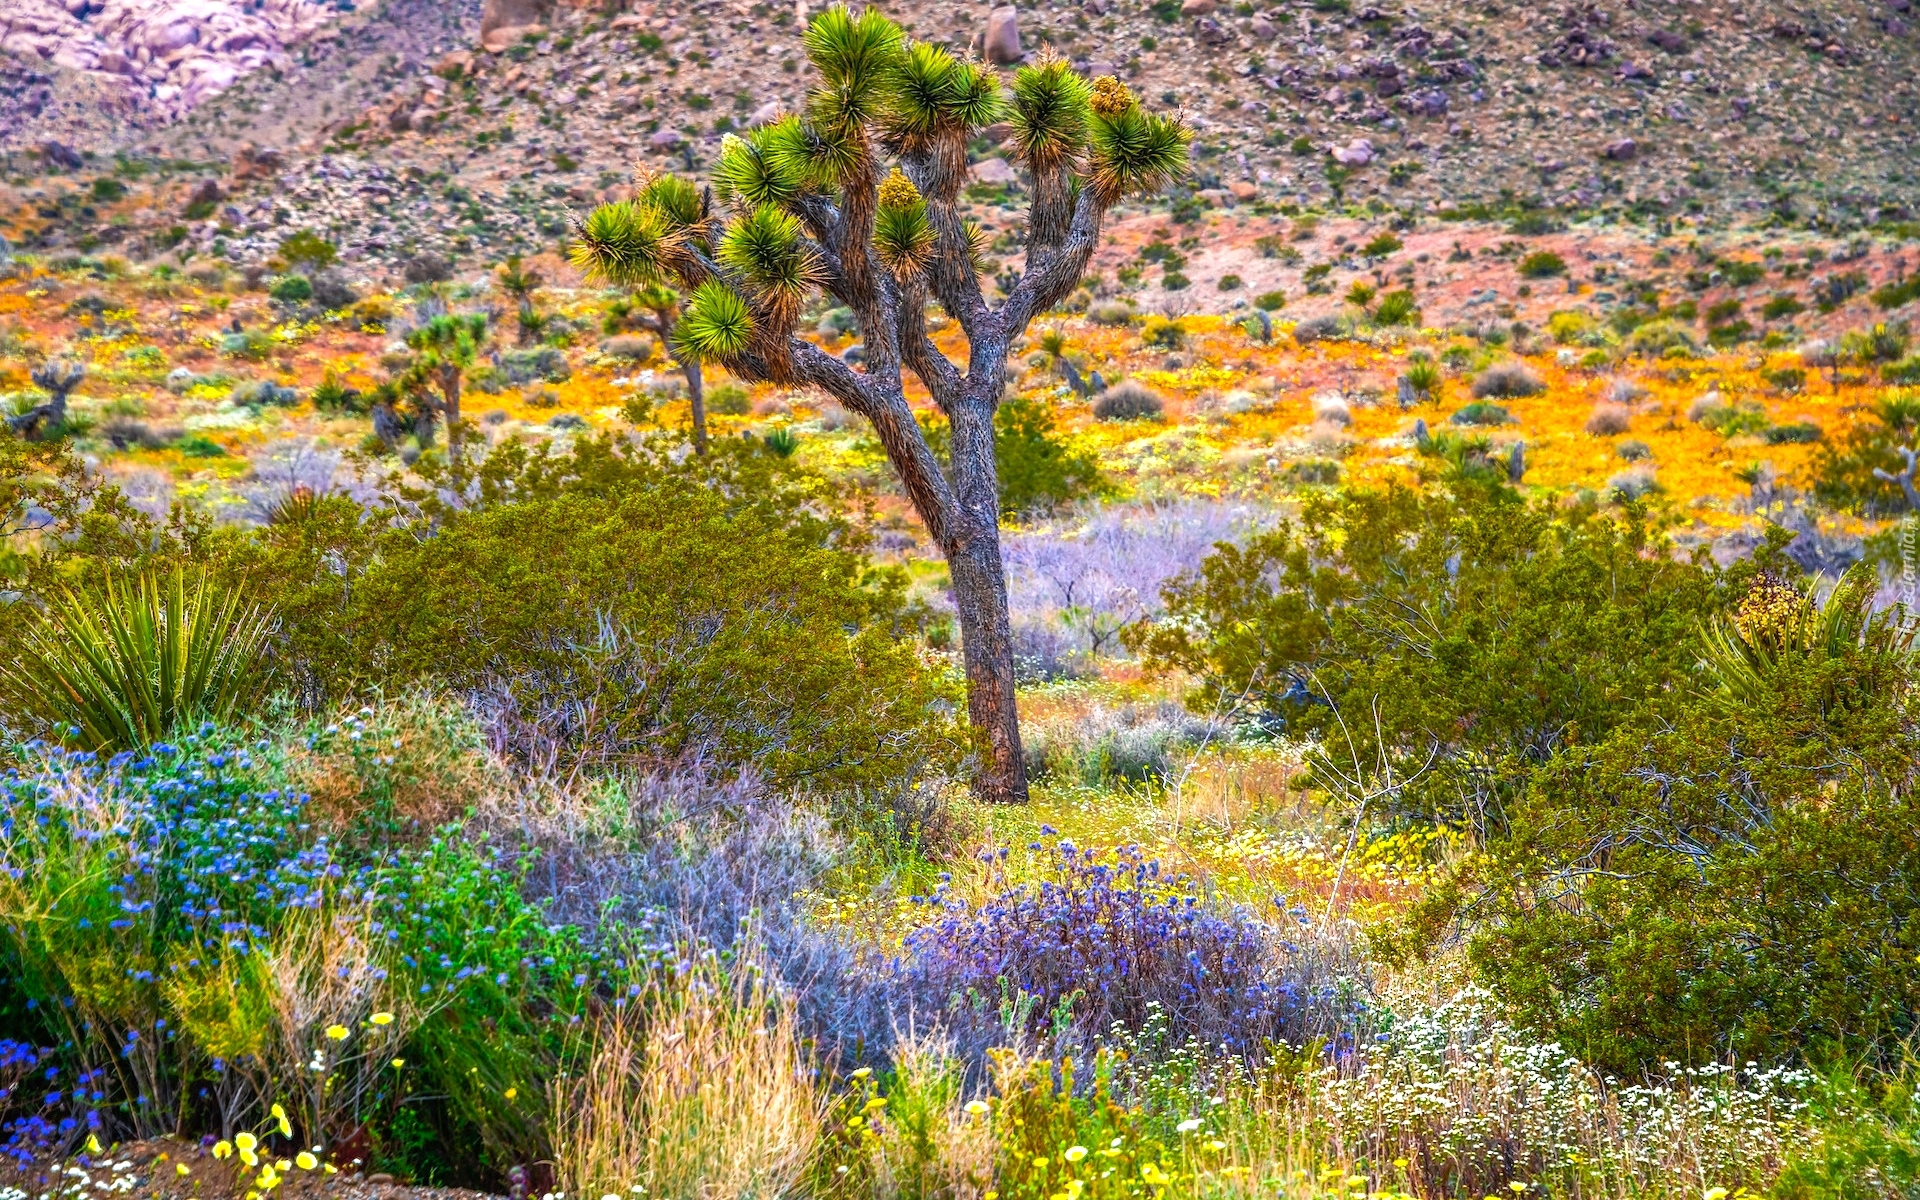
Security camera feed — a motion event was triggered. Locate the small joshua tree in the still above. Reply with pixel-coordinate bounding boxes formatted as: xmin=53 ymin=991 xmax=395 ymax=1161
xmin=403 ymin=313 xmax=487 ymax=468
xmin=9 ymin=360 xmax=86 ymax=441
xmin=606 ymin=283 xmax=709 ymax=453
xmin=571 ymin=7 xmax=1188 ymax=802
xmin=496 ymin=255 xmax=546 ymax=345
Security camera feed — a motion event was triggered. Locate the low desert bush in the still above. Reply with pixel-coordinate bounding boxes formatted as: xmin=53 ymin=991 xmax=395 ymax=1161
xmin=1093 ymin=379 xmax=1166 ymax=422
xmin=904 ymin=837 xmax=1366 ymax=1053
xmin=1584 ymin=403 xmax=1632 ymax=435
xmin=1471 ymin=362 xmax=1545 ymax=399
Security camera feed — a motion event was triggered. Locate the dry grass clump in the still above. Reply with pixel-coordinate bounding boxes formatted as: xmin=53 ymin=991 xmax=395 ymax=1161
xmin=1585 ymin=402 xmax=1633 ymax=435
xmin=1472 ymin=361 xmax=1547 ymax=399
xmin=1310 ymin=391 xmax=1352 ymax=426
xmin=551 ymin=950 xmax=823 ymax=1200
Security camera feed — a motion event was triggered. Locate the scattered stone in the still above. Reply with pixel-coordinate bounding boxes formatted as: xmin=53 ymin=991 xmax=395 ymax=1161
xmin=1602 ymin=137 xmax=1639 ymax=160
xmin=1180 ymin=0 xmax=1216 ymax=14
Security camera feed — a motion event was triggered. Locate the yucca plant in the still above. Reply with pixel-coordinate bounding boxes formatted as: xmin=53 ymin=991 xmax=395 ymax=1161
xmin=1698 ymin=566 xmax=1916 ymax=710
xmin=571 ymin=8 xmax=1189 ymax=801
xmin=0 ymin=568 xmax=276 ymax=751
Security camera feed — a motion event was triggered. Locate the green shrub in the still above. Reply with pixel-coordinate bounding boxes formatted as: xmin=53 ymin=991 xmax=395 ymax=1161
xmin=1217 ymin=273 xmax=1243 ymax=291
xmin=1361 ymin=232 xmax=1403 ymax=257
xmin=1624 ymin=319 xmax=1698 ymax=358
xmin=269 ymin=273 xmax=313 ymax=303
xmin=1254 ymin=290 xmax=1287 ymax=312
xmin=1518 ymin=251 xmax=1568 ymax=278
xmin=349 ymin=454 xmax=958 ymax=788
xmin=1761 ymin=420 xmax=1822 ymax=445
xmin=925 ymin=397 xmax=1103 ymax=517
xmin=278 ymin=229 xmax=339 ymax=274
xmin=1450 ymin=401 xmax=1513 ymax=426
xmin=1133 ymin=483 xmax=1728 ymax=831
xmin=1464 ymin=568 xmax=1920 ymax=1074
xmin=707 ymin=381 xmax=751 ymax=415
xmin=1764 ymin=293 xmax=1807 ymax=320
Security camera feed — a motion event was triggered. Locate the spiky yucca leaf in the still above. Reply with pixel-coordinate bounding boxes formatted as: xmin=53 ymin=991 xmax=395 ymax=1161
xmin=755 ymin=117 xmax=842 ymax=194
xmin=674 ymin=280 xmax=756 ymax=362
xmin=962 ymin=218 xmax=992 ymax=274
xmin=1007 ymin=52 xmax=1091 ymax=170
xmin=0 ymin=568 xmax=275 ymax=752
xmin=715 ymin=133 xmax=804 ymax=211
xmin=883 ymin=41 xmax=961 ymax=153
xmin=804 ymin=5 xmax=903 ymax=91
xmin=571 ymin=200 xmax=680 ymax=286
xmin=875 ymin=202 xmax=936 ymax=279
xmin=1087 ymin=103 xmax=1190 ymax=203
xmin=944 ymin=60 xmax=1003 ymax=129
xmin=639 ymin=174 xmax=706 ymax=231
xmin=719 ymin=205 xmax=822 ymax=322
xmin=805 ymin=6 xmax=903 ymax=135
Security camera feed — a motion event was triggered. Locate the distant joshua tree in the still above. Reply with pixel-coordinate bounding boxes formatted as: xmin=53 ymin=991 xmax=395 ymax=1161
xmin=8 ymin=360 xmax=85 ymax=441
xmin=605 ymin=283 xmax=710 ymax=454
xmin=571 ymin=6 xmax=1189 ymax=802
xmin=496 ymin=255 xmax=546 ymax=345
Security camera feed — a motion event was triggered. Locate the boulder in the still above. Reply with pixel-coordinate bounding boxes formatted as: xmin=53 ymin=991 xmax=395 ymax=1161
xmin=1250 ymin=15 xmax=1277 ymax=37
xmin=982 ymin=5 xmax=1021 ymax=64
xmin=482 ymin=22 xmax=544 ymax=51
xmin=1180 ymin=0 xmax=1215 ymax=12
xmin=480 ymin=0 xmax=552 ymax=43
xmin=969 ymin=156 xmax=1018 ymax=186
xmin=1602 ymin=137 xmax=1639 ymax=160
xmin=747 ymin=99 xmax=784 ymax=127
xmin=1330 ymin=137 xmax=1375 ymax=165
xmin=1228 ymin=179 xmax=1257 ymax=201
xmin=1196 ymin=16 xmax=1229 ymax=43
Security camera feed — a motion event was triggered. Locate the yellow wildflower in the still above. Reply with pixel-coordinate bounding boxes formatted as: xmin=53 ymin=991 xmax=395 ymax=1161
xmin=213 ymin=1142 xmax=234 ymax=1160
xmin=325 ymin=1024 xmax=350 ymax=1041
xmin=296 ymin=1153 xmax=318 ymax=1171
xmin=1089 ymin=76 xmax=1134 ymax=117
xmin=877 ymin=169 xmax=921 ymax=211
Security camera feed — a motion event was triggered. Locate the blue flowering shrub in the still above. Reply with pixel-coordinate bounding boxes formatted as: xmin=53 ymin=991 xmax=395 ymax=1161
xmin=903 ymin=838 xmax=1366 ymax=1055
xmin=0 ymin=731 xmax=595 ymax=1181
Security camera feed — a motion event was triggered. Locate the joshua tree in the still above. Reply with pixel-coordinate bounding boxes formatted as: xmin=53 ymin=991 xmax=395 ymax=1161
xmin=497 ymin=255 xmax=546 ymax=346
xmin=404 ymin=313 xmax=487 ymax=469
xmin=606 ymin=283 xmax=709 ymax=453
xmin=571 ymin=7 xmax=1189 ymax=802
xmin=9 ymin=360 xmax=86 ymax=441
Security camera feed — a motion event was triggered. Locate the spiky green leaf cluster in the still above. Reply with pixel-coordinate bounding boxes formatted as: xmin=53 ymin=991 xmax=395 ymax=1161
xmin=1007 ymin=53 xmax=1091 ymax=170
xmin=875 ymin=203 xmax=936 ymax=280
xmin=805 ymin=5 xmax=903 ymax=137
xmin=0 ymin=568 xmax=275 ymax=752
xmin=639 ymin=174 xmax=707 ymax=236
xmin=882 ymin=41 xmax=1002 ymax=153
xmin=715 ymin=120 xmax=819 ymax=209
xmin=571 ymin=199 xmax=681 ymax=287
xmin=675 ymin=280 xmax=756 ymax=362
xmin=719 ymin=204 xmax=822 ymax=322
xmin=1088 ymin=103 xmax=1191 ymax=203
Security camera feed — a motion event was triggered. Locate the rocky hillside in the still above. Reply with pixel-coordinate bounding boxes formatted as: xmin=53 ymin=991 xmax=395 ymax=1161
xmin=2 ymin=0 xmax=1918 ymax=291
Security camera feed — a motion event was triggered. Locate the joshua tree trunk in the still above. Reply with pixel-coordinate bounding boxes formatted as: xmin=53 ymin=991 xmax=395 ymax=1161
xmin=439 ymin=368 xmax=463 ymax=468
xmin=682 ymin=356 xmax=708 ymax=455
